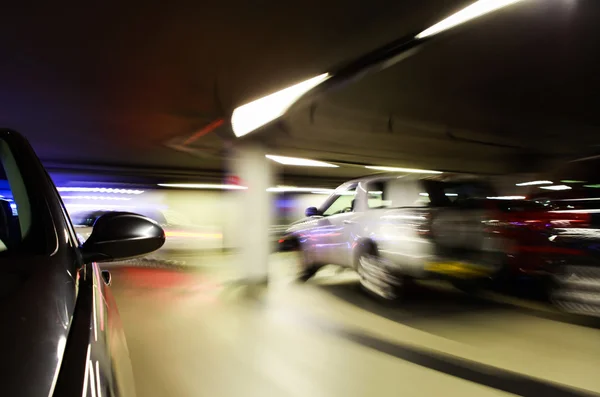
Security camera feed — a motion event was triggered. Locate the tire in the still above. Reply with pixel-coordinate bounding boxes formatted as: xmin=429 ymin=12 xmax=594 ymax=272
xmin=295 ymin=246 xmax=320 ymax=282
xmin=357 ymin=253 xmax=404 ymax=301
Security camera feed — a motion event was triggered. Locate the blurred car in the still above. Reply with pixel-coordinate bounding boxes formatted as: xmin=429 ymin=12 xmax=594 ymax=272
xmin=0 ymin=128 xmax=165 ymax=396
xmin=71 ymin=208 xmax=223 ymax=254
xmin=280 ymin=173 xmax=574 ymax=299
xmin=527 ymin=157 xmax=600 ymax=316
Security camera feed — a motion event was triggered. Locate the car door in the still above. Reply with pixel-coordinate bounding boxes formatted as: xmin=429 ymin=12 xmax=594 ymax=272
xmin=312 ymin=184 xmax=359 ymax=266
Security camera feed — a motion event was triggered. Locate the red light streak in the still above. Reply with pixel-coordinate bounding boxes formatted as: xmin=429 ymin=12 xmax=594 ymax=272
xmin=183 ymin=118 xmax=225 ymax=145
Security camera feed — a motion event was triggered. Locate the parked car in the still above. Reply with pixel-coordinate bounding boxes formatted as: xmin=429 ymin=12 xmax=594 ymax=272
xmin=527 ymin=157 xmax=600 ymax=316
xmin=0 ymin=128 xmax=165 ymax=396
xmin=281 ymin=173 xmax=568 ymax=299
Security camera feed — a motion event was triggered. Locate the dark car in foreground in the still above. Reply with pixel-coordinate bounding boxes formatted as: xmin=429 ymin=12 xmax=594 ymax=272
xmin=0 ymin=129 xmax=165 ymax=396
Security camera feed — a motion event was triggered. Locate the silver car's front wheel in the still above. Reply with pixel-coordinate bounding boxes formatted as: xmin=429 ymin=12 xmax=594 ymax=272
xmin=294 ymin=247 xmax=320 ymax=282
xmin=357 ymin=254 xmax=404 ymax=301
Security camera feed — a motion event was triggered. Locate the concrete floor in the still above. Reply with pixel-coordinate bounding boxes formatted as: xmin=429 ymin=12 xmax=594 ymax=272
xmin=107 ymin=253 xmax=600 ymax=397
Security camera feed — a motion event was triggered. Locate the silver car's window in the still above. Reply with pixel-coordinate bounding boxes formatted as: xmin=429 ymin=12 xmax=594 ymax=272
xmin=322 ymin=186 xmax=357 ymax=216
xmin=367 ymin=179 xmax=430 ymax=208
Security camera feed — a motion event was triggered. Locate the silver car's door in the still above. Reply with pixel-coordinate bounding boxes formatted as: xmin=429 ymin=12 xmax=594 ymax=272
xmin=312 ymin=183 xmax=358 ymax=266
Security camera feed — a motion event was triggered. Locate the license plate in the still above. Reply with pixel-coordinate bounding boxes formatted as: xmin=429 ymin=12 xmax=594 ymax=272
xmin=425 ymin=261 xmax=494 ymax=278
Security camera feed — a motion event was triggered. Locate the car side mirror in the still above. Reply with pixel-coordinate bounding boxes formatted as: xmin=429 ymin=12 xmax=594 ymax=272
xmin=81 ymin=212 xmax=165 ymax=263
xmin=305 ymin=207 xmax=321 ymax=217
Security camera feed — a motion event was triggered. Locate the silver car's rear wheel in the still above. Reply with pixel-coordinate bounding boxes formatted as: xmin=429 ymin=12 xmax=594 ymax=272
xmin=357 ymin=253 xmax=404 ymax=301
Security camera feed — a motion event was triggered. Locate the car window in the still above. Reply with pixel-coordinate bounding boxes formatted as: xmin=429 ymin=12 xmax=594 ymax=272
xmin=0 ymin=140 xmax=34 ymax=253
xmin=423 ymin=179 xmax=496 ymax=207
xmin=367 ymin=180 xmax=430 ymax=209
xmin=322 ymin=186 xmax=357 ymax=216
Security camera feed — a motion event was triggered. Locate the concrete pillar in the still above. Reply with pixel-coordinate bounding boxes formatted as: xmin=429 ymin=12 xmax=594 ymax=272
xmin=228 ymin=143 xmax=273 ymax=284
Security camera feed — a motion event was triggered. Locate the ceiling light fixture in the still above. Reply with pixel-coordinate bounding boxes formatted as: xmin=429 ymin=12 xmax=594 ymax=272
xmin=267 ymin=186 xmax=335 ymax=194
xmin=487 ymin=196 xmax=526 ymax=200
xmin=365 ymin=166 xmax=442 ymax=174
xmin=57 ymin=187 xmax=144 ymax=194
xmin=158 ymin=183 xmax=248 ymax=190
xmin=415 ymin=0 xmax=524 ymax=39
xmin=515 ymin=180 xmax=553 ymax=187
xmin=265 ymin=155 xmax=338 ymax=167
xmin=61 ymin=196 xmax=132 ymax=201
xmin=540 ymin=185 xmax=572 ymax=191
xmin=231 ymin=73 xmax=330 ymax=137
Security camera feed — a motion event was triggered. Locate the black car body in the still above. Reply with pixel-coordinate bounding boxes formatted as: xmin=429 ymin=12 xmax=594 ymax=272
xmin=0 ymin=129 xmax=165 ymax=396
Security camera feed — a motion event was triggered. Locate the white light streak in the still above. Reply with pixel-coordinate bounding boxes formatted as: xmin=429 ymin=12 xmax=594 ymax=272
xmin=57 ymin=187 xmax=144 ymax=194
xmin=231 ymin=73 xmax=330 ymax=137
xmin=515 ymin=180 xmax=553 ymax=186
xmin=415 ymin=0 xmax=524 ymax=39
xmin=366 ymin=166 xmax=442 ymax=174
xmin=265 ymin=154 xmax=338 ymax=167
xmin=541 ymin=185 xmax=572 ymax=191
xmin=158 ymin=183 xmax=248 ymax=190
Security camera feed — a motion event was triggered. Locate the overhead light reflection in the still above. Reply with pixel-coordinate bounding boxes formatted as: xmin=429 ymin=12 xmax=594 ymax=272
xmin=515 ymin=180 xmax=553 ymax=186
xmin=231 ymin=73 xmax=330 ymax=137
xmin=62 ymin=196 xmax=131 ymax=201
xmin=158 ymin=183 xmax=337 ymax=194
xmin=57 ymin=187 xmax=144 ymax=194
xmin=541 ymin=185 xmax=572 ymax=191
xmin=267 ymin=186 xmax=335 ymax=194
xmin=366 ymin=166 xmax=442 ymax=174
xmin=158 ymin=183 xmax=248 ymax=190
xmin=415 ymin=0 xmax=524 ymax=39
xmin=487 ymin=196 xmax=526 ymax=200
xmin=265 ymin=154 xmax=338 ymax=167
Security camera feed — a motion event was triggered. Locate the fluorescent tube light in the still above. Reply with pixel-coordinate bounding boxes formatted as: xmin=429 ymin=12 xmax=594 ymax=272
xmin=415 ymin=0 xmax=524 ymax=39
xmin=231 ymin=73 xmax=330 ymax=137
xmin=265 ymin=155 xmax=338 ymax=167
xmin=366 ymin=166 xmax=442 ymax=174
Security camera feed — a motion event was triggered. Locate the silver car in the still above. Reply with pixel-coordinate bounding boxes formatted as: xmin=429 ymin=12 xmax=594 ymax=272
xmin=285 ymin=173 xmax=513 ymax=299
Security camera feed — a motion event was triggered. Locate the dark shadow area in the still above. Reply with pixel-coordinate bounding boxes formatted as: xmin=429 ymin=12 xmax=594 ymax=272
xmin=313 ymin=276 xmax=600 ymax=330
xmin=313 ymin=278 xmax=510 ymax=327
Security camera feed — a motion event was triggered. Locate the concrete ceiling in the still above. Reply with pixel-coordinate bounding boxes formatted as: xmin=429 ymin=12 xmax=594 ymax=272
xmin=0 ymin=0 xmax=470 ymax=183
xmin=250 ymin=0 xmax=600 ymax=176
xmin=3 ymin=0 xmax=598 ymax=185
